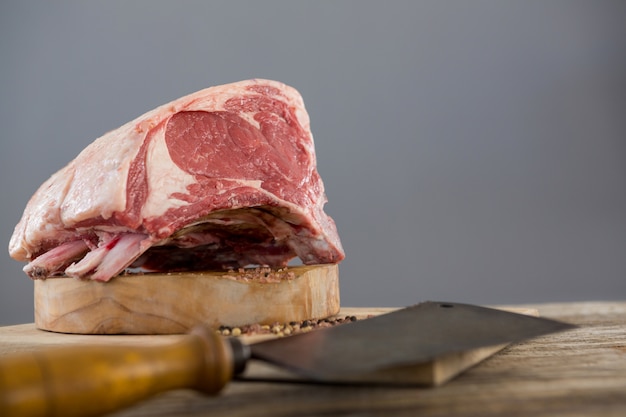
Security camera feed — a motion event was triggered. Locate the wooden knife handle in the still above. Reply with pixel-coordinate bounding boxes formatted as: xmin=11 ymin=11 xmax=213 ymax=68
xmin=0 ymin=326 xmax=235 ymax=417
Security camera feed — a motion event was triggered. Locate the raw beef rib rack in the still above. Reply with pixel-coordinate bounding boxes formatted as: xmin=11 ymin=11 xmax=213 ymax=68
xmin=9 ymin=79 xmax=345 ymax=283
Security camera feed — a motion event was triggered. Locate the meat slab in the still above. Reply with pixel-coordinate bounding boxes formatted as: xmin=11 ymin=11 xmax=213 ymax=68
xmin=9 ymin=79 xmax=345 ymax=281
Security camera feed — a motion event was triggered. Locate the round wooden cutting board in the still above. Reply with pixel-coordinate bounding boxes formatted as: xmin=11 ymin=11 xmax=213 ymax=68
xmin=34 ymin=264 xmax=340 ymax=335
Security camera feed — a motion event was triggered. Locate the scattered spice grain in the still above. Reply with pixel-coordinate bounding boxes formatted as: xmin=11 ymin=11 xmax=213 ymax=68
xmin=215 ymin=314 xmax=364 ymax=337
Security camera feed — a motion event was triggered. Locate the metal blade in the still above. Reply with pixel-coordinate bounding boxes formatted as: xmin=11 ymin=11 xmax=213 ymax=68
xmin=249 ymin=301 xmax=575 ymax=383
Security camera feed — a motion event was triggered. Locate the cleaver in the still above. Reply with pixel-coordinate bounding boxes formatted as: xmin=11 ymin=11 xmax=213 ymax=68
xmin=0 ymin=301 xmax=574 ymax=417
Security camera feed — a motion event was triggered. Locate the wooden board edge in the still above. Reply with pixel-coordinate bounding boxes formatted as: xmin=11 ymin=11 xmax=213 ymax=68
xmin=34 ymin=264 xmax=340 ymax=335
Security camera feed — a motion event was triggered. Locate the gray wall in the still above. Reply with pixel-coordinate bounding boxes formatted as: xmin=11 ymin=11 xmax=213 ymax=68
xmin=1 ymin=1 xmax=625 ymax=325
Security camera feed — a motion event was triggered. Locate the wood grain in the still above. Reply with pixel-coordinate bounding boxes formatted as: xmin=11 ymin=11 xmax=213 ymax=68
xmin=34 ymin=264 xmax=340 ymax=335
xmin=2 ymin=302 xmax=624 ymax=416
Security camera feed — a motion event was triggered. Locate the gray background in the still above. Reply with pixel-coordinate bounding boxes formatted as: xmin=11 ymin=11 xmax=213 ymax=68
xmin=1 ymin=1 xmax=625 ymax=325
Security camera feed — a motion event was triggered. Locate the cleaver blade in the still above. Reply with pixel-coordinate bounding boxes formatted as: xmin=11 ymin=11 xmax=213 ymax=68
xmin=243 ymin=301 xmax=575 ymax=386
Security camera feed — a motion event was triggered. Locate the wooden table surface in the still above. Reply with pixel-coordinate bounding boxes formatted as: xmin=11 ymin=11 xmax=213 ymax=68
xmin=1 ymin=301 xmax=625 ymax=416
